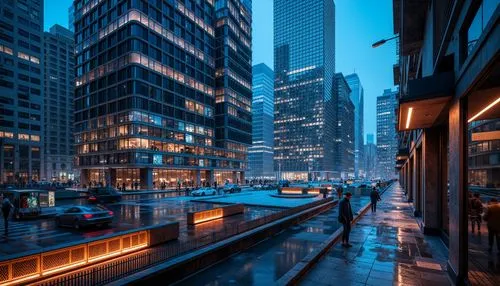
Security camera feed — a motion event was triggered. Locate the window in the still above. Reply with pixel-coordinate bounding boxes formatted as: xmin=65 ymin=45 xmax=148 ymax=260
xmin=465 ymin=0 xmax=499 ymax=57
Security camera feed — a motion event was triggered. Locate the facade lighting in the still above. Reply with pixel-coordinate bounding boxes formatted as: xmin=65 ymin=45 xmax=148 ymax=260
xmin=468 ymin=97 xmax=500 ymax=123
xmin=406 ymin=107 xmax=413 ymax=129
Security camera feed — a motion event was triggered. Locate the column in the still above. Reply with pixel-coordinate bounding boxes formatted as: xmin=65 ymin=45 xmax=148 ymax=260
xmin=195 ymin=170 xmax=201 ymax=187
xmin=232 ymin=171 xmax=237 ymax=184
xmin=207 ymin=170 xmax=214 ymax=185
xmin=140 ymin=168 xmax=153 ymax=190
xmin=447 ymin=98 xmax=468 ymax=284
xmin=421 ymin=127 xmax=441 ymax=234
xmin=80 ymin=169 xmax=89 ymax=187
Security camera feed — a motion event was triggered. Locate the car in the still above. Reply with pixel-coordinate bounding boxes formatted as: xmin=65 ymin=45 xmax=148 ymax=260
xmin=56 ymin=205 xmax=114 ymax=229
xmin=223 ymin=184 xmax=241 ymax=194
xmin=278 ymin=180 xmax=290 ymax=187
xmin=88 ymin=187 xmax=122 ymax=203
xmin=191 ymin=187 xmax=217 ymax=196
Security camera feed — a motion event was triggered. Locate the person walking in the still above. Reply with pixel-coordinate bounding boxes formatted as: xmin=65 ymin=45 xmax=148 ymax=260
xmin=370 ymin=187 xmax=381 ymax=213
xmin=338 ymin=192 xmax=354 ymax=247
xmin=2 ymin=195 xmax=14 ymax=236
xmin=336 ymin=186 xmax=343 ymax=200
xmin=469 ymin=193 xmax=483 ymax=233
xmin=483 ymin=198 xmax=500 ymax=254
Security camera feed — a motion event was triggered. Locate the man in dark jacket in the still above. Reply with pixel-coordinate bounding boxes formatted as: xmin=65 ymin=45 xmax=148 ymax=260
xmin=370 ymin=187 xmax=381 ymax=213
xmin=338 ymin=192 xmax=354 ymax=247
xmin=2 ymin=195 xmax=14 ymax=236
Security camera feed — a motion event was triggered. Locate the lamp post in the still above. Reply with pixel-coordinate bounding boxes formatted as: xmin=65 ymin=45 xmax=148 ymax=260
xmin=372 ymin=35 xmax=399 ymax=48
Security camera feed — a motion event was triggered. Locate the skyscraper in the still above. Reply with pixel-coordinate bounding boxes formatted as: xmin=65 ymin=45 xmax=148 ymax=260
xmin=364 ymin=133 xmax=377 ymax=179
xmin=248 ymin=63 xmax=274 ymax=180
xmin=376 ymin=88 xmax=398 ymax=179
xmin=345 ymin=73 xmax=364 ymax=179
xmin=214 ymin=0 xmax=253 ymax=184
xmin=333 ymin=73 xmax=354 ymax=179
xmin=68 ymin=5 xmax=74 ymax=32
xmin=73 ymin=0 xmax=251 ymax=188
xmin=0 ymin=0 xmax=44 ymax=184
xmin=43 ymin=25 xmax=75 ymax=182
xmin=274 ymin=0 xmax=335 ymax=181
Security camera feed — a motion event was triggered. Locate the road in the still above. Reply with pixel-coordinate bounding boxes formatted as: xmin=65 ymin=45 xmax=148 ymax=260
xmin=0 ymin=191 xmax=279 ymax=260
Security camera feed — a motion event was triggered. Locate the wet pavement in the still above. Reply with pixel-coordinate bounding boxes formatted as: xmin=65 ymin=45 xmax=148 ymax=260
xmin=0 ymin=192 xmax=281 ymax=260
xmin=175 ymin=194 xmax=371 ymax=286
xmin=300 ymin=183 xmax=451 ymax=286
xmin=468 ymin=215 xmax=500 ymax=285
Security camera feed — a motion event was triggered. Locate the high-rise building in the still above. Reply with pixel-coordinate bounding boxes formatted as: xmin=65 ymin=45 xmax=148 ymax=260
xmin=376 ymin=88 xmax=398 ymax=179
xmin=274 ymin=0 xmax=335 ymax=181
xmin=0 ymin=0 xmax=44 ymax=184
xmin=214 ymin=0 xmax=253 ymax=184
xmin=248 ymin=63 xmax=274 ymax=180
xmin=43 ymin=25 xmax=75 ymax=182
xmin=333 ymin=73 xmax=354 ymax=179
xmin=345 ymin=73 xmax=364 ymax=178
xmin=364 ymin=133 xmax=376 ymax=180
xmin=68 ymin=5 xmax=74 ymax=32
xmin=73 ymin=0 xmax=251 ymax=188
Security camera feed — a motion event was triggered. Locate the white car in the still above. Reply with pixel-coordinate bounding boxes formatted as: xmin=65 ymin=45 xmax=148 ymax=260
xmin=191 ymin=187 xmax=217 ymax=196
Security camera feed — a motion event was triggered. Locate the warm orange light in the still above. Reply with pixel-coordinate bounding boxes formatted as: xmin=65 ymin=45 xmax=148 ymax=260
xmin=468 ymin=97 xmax=500 ymax=123
xmin=1 ymin=274 xmax=41 ymax=286
xmin=42 ymin=261 xmax=86 ymax=275
xmin=193 ymin=209 xmax=224 ymax=224
xmin=406 ymin=107 xmax=413 ymax=129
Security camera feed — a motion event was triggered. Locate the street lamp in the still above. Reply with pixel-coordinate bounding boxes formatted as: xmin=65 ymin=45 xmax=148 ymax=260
xmin=372 ymin=35 xmax=399 ymax=48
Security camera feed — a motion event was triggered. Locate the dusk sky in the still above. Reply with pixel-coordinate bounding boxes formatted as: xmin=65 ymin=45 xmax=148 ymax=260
xmin=44 ymin=0 xmax=396 ymax=144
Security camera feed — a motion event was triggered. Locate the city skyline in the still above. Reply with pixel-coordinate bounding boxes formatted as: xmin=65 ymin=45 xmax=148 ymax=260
xmin=44 ymin=0 xmax=398 ymax=144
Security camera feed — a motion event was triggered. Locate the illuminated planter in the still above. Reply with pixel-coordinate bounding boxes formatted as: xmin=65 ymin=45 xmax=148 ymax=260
xmin=187 ymin=204 xmax=244 ymax=225
xmin=280 ymin=187 xmax=305 ymax=195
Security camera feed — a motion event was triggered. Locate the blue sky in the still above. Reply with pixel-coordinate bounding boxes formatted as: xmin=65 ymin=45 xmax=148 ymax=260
xmin=45 ymin=0 xmax=396 ymax=143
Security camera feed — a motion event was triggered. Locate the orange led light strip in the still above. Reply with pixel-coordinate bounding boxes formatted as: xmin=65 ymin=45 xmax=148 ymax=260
xmin=406 ymin=107 xmax=413 ymax=129
xmin=468 ymin=97 xmax=500 ymax=123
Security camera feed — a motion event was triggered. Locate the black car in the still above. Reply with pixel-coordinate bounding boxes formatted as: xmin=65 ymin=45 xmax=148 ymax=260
xmin=88 ymin=187 xmax=122 ymax=203
xmin=56 ymin=205 xmax=114 ymax=229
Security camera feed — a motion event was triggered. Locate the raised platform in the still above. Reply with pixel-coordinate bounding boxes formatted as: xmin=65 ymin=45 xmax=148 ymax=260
xmin=270 ymin=194 xmax=318 ymax=199
xmin=187 ymin=204 xmax=244 ymax=225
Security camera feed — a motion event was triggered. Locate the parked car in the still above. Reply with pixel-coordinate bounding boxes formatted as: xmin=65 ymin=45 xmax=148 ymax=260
xmin=278 ymin=180 xmax=290 ymax=187
xmin=56 ymin=205 xmax=114 ymax=229
xmin=223 ymin=184 xmax=241 ymax=194
xmin=88 ymin=187 xmax=122 ymax=203
xmin=191 ymin=187 xmax=217 ymax=196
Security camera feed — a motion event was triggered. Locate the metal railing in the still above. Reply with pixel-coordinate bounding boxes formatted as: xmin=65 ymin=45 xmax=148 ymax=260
xmin=34 ymin=197 xmax=334 ymax=286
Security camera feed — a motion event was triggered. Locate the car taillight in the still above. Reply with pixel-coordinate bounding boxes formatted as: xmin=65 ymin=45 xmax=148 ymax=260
xmin=108 ymin=211 xmax=114 ymax=216
xmin=89 ymin=196 xmax=96 ymax=201
xmin=83 ymin=214 xmax=93 ymax=219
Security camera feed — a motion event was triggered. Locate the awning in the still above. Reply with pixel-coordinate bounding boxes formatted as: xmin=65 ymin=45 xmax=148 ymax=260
xmin=398 ymin=72 xmax=454 ymax=131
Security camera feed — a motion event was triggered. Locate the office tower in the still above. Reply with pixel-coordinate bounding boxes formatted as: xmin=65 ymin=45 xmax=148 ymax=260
xmin=345 ymin=73 xmax=364 ymax=178
xmin=73 ymin=0 xmax=251 ymax=188
xmin=274 ymin=0 xmax=335 ymax=181
xmin=214 ymin=0 xmax=253 ymax=184
xmin=68 ymin=5 xmax=74 ymax=32
xmin=248 ymin=63 xmax=274 ymax=180
xmin=333 ymin=73 xmax=355 ymax=179
xmin=377 ymin=88 xmax=398 ymax=179
xmin=43 ymin=25 xmax=75 ymax=182
xmin=0 ymin=0 xmax=44 ymax=184
xmin=364 ymin=133 xmax=377 ymax=180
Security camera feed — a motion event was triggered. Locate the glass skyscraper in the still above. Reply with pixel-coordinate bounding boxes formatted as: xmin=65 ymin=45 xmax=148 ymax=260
xmin=376 ymin=88 xmax=398 ymax=179
xmin=248 ymin=63 xmax=274 ymax=180
xmin=333 ymin=73 xmax=354 ymax=179
xmin=274 ymin=0 xmax=335 ymax=181
xmin=73 ymin=0 xmax=251 ymax=188
xmin=0 ymin=0 xmax=44 ymax=184
xmin=345 ymin=73 xmax=364 ymax=179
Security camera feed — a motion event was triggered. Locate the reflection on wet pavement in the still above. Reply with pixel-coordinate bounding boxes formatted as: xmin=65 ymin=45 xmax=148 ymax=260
xmin=300 ymin=183 xmax=451 ymax=286
xmin=175 ymin=195 xmax=371 ymax=285
xmin=0 ymin=193 xmax=280 ymax=259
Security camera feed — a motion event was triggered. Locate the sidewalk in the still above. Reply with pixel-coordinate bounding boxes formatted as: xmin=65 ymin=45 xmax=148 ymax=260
xmin=299 ymin=182 xmax=451 ymax=286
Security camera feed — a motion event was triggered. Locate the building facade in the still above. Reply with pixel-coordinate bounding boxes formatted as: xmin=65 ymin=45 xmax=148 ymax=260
xmin=364 ymin=133 xmax=377 ymax=180
xmin=248 ymin=63 xmax=274 ymax=180
xmin=0 ymin=0 xmax=44 ymax=184
xmin=43 ymin=25 xmax=75 ymax=182
xmin=68 ymin=5 xmax=74 ymax=32
xmin=333 ymin=73 xmax=354 ymax=179
xmin=274 ymin=0 xmax=335 ymax=181
xmin=376 ymin=88 xmax=398 ymax=180
xmin=214 ymin=0 xmax=253 ymax=184
xmin=73 ymin=0 xmax=251 ymax=189
xmin=345 ymin=73 xmax=364 ymax=178
xmin=393 ymin=0 xmax=499 ymax=283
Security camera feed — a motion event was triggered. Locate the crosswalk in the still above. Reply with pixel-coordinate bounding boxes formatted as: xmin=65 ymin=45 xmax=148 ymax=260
xmin=0 ymin=219 xmax=72 ymax=241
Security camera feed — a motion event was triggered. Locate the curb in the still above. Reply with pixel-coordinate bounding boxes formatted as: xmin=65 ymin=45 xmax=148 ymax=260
xmin=276 ymin=183 xmax=394 ymax=286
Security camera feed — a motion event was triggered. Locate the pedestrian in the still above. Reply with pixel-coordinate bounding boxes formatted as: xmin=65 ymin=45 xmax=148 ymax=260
xmin=336 ymin=186 xmax=343 ymax=200
xmin=483 ymin=198 xmax=500 ymax=254
xmin=370 ymin=187 xmax=381 ymax=213
xmin=469 ymin=193 xmax=483 ymax=234
xmin=338 ymin=192 xmax=354 ymax=247
xmin=122 ymin=182 xmax=126 ymax=192
xmin=2 ymin=195 xmax=14 ymax=236
xmin=134 ymin=181 xmax=139 ymax=190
